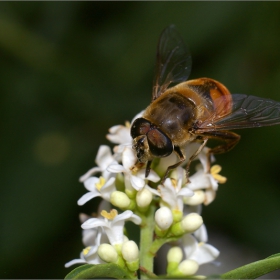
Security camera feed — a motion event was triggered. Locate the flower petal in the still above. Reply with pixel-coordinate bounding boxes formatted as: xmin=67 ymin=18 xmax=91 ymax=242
xmin=81 ymin=218 xmax=108 ymax=230
xmin=182 ymin=234 xmax=197 ymax=257
xmin=65 ymin=258 xmax=86 ymax=268
xmin=189 ymin=243 xmax=220 ymax=265
xmin=178 ymin=187 xmax=194 ymax=198
xmin=122 ymin=147 xmax=137 ymax=170
xmin=107 ymin=163 xmax=126 ymax=173
xmin=130 ymin=174 xmax=145 ymax=191
xmin=79 ymin=167 xmax=101 ymax=182
xmin=84 ymin=177 xmax=99 ymax=191
xmin=145 ymin=185 xmax=160 ymax=196
xmin=106 ymin=125 xmax=131 ymax=144
xmin=146 ymin=170 xmax=161 ymax=182
xmin=95 ymin=145 xmax=114 ymax=170
xmin=78 ymin=192 xmax=101 ymax=206
xmin=194 ymin=224 xmax=208 ymax=243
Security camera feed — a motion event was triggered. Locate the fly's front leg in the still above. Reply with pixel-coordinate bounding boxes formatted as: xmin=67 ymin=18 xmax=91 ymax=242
xmin=161 ymin=146 xmax=185 ymax=184
xmin=145 ymin=160 xmax=152 ymax=177
xmin=161 ymin=140 xmax=208 ymax=184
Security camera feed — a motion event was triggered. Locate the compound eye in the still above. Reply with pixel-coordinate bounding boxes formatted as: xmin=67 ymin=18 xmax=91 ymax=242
xmin=147 ymin=128 xmax=173 ymax=157
xmin=131 ymin=118 xmax=151 ymax=139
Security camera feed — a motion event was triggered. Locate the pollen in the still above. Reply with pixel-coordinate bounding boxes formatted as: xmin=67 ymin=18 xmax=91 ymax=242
xmin=83 ymin=246 xmax=91 ymax=256
xmin=125 ymin=121 xmax=131 ymax=128
xmin=130 ymin=162 xmax=145 ymax=174
xmin=171 ymin=178 xmax=178 ymax=188
xmin=95 ymin=176 xmax=106 ymax=191
xmin=101 ymin=209 xmax=118 ymax=220
xmin=210 ymin=165 xmax=227 ymax=184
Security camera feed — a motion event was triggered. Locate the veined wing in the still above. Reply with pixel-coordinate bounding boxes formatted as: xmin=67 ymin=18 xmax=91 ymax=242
xmin=152 ymin=25 xmax=192 ymax=101
xmin=196 ymin=94 xmax=280 ymax=131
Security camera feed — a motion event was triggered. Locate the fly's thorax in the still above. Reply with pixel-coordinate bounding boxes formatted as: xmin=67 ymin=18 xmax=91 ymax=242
xmin=143 ymin=89 xmax=201 ymax=145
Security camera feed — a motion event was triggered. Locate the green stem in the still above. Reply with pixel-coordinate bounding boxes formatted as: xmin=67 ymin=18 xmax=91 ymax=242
xmin=149 ymin=236 xmax=179 ymax=256
xmin=139 ymin=203 xmax=156 ymax=279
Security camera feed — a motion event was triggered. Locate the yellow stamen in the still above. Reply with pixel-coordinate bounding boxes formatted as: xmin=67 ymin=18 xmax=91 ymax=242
xmin=210 ymin=165 xmax=227 ymax=184
xmin=101 ymin=209 xmax=118 ymax=220
xmin=83 ymin=246 xmax=91 ymax=255
xmin=130 ymin=162 xmax=145 ymax=173
xmin=170 ymin=178 xmax=177 ymax=188
xmin=95 ymin=176 xmax=106 ymax=191
xmin=125 ymin=121 xmax=130 ymax=128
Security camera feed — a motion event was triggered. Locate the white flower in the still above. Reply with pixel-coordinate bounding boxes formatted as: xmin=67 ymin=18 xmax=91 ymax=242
xmin=181 ymin=234 xmax=219 ymax=266
xmin=106 ymin=123 xmax=132 ymax=145
xmin=79 ymin=145 xmax=117 ymax=182
xmin=106 ymin=111 xmax=144 ymax=155
xmin=79 ymin=213 xmax=109 ymax=247
xmin=77 ymin=176 xmax=116 ymax=205
xmin=65 ymin=228 xmax=104 ymax=267
xmin=185 ymin=143 xmax=212 ymax=173
xmin=81 ymin=209 xmax=142 ymax=246
xmin=187 ymin=164 xmax=226 ymax=205
xmin=107 ymin=146 xmax=160 ymax=191
xmin=159 ymin=167 xmax=194 ymax=212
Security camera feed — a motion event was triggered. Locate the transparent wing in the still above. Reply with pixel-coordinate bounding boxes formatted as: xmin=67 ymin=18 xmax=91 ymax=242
xmin=152 ymin=25 xmax=192 ymax=101
xmin=197 ymin=94 xmax=280 ymax=131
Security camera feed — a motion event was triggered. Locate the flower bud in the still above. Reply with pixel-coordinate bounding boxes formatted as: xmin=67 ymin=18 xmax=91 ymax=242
xmin=181 ymin=213 xmax=203 ymax=233
xmin=122 ymin=240 xmax=139 ymax=262
xmin=110 ymin=191 xmax=131 ymax=209
xmin=122 ymin=241 xmax=139 ymax=272
xmin=171 ymin=213 xmax=203 ymax=236
xmin=98 ymin=244 xmax=118 ymax=263
xmin=167 ymin=246 xmax=183 ymax=263
xmin=136 ymin=188 xmax=153 ymax=209
xmin=184 ymin=190 xmax=205 ymax=205
xmin=178 ymin=259 xmax=199 ymax=276
xmin=167 ymin=246 xmax=183 ymax=274
xmin=155 ymin=207 xmax=173 ymax=230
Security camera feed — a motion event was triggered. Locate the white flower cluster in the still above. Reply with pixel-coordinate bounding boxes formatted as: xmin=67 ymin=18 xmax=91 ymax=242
xmin=65 ymin=112 xmax=227 ymax=277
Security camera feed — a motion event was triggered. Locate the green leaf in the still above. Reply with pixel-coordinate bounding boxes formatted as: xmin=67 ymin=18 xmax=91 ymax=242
xmin=65 ymin=263 xmax=131 ymax=279
xmin=221 ymin=254 xmax=280 ymax=279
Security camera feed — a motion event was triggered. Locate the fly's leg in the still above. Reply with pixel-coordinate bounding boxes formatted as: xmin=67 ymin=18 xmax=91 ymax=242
xmin=145 ymin=160 xmax=153 ymax=177
xmin=161 ymin=146 xmax=185 ymax=184
xmin=161 ymin=139 xmax=208 ymax=184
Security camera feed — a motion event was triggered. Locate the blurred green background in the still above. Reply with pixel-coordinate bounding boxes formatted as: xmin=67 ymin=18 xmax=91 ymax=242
xmin=1 ymin=2 xmax=280 ymax=278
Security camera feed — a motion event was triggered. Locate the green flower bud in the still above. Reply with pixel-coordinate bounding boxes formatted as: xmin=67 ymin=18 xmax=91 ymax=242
xmin=184 ymin=190 xmax=205 ymax=205
xmin=155 ymin=206 xmax=173 ymax=230
xmin=178 ymin=259 xmax=199 ymax=276
xmin=136 ymin=188 xmax=153 ymax=208
xmin=110 ymin=191 xmax=130 ymax=209
xmin=122 ymin=241 xmax=139 ymax=272
xmin=171 ymin=213 xmax=203 ymax=236
xmin=167 ymin=247 xmax=183 ymax=274
xmin=181 ymin=213 xmax=203 ymax=233
xmin=98 ymin=244 xmax=118 ymax=263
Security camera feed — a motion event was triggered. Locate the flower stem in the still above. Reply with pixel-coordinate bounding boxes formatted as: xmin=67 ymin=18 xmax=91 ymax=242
xmin=149 ymin=236 xmax=178 ymax=256
xmin=139 ymin=203 xmax=156 ymax=279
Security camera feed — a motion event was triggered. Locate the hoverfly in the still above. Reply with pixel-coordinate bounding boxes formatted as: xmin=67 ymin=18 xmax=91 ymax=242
xmin=131 ymin=25 xmax=280 ymax=182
